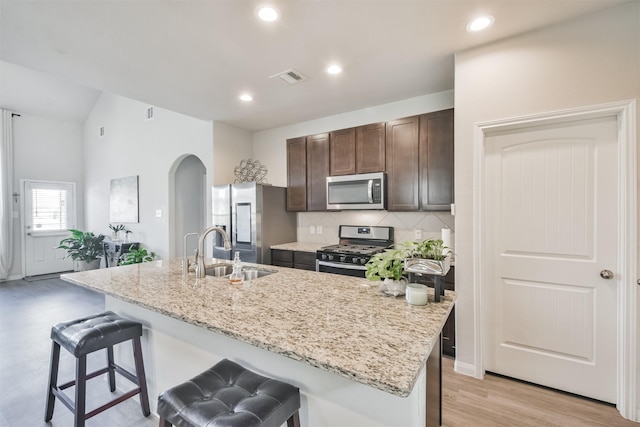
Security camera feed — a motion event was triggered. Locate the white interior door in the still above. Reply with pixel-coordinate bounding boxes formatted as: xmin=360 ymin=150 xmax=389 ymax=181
xmin=23 ymin=180 xmax=76 ymax=276
xmin=483 ymin=115 xmax=618 ymax=403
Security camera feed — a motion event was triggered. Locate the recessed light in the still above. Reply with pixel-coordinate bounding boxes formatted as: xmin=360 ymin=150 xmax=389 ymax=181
xmin=327 ymin=64 xmax=342 ymax=75
xmin=466 ymin=15 xmax=494 ymax=32
xmin=257 ymin=6 xmax=279 ymax=22
xmin=239 ymin=93 xmax=253 ymax=102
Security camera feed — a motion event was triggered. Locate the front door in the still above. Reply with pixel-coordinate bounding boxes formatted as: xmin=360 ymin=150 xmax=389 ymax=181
xmin=23 ymin=180 xmax=76 ymax=276
xmin=483 ymin=115 xmax=618 ymax=403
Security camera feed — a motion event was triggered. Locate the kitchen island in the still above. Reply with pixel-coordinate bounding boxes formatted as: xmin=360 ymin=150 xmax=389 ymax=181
xmin=61 ymin=258 xmax=456 ymax=427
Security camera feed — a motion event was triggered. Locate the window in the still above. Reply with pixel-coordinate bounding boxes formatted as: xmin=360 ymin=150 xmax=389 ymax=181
xmin=31 ymin=188 xmax=68 ymax=232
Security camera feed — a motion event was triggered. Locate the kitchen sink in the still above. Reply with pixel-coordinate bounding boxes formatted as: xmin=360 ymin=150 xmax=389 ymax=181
xmin=204 ymin=263 xmax=277 ymax=280
xmin=241 ymin=267 xmax=277 ymax=280
xmin=205 ymin=263 xmax=234 ymax=277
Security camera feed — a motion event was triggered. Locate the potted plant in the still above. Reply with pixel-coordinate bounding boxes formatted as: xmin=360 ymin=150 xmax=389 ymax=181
xmin=400 ymin=239 xmax=451 ymax=276
xmin=118 ymin=246 xmax=155 ymax=265
xmin=57 ymin=229 xmax=106 ymax=271
xmin=365 ymin=247 xmax=409 ymax=296
xmin=108 ymin=224 xmax=129 ymax=241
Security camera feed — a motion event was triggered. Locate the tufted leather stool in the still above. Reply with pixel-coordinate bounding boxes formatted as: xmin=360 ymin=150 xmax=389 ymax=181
xmin=157 ymin=359 xmax=301 ymax=427
xmin=44 ymin=311 xmax=150 ymax=426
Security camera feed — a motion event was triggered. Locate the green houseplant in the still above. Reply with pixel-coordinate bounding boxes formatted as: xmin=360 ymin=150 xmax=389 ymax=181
xmin=365 ymin=247 xmax=409 ymax=296
xmin=118 ymin=246 xmax=155 ymax=265
xmin=58 ymin=229 xmax=105 ymax=271
xmin=400 ymin=239 xmax=451 ymax=276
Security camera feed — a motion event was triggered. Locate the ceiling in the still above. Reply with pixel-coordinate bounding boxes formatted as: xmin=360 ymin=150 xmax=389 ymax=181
xmin=0 ymin=0 xmax=627 ymax=131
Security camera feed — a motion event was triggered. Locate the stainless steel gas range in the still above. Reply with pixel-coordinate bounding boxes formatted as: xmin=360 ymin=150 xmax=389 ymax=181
xmin=316 ymin=225 xmax=394 ymax=277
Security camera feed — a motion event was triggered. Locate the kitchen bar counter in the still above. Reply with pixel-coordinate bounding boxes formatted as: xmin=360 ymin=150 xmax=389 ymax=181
xmin=62 ymin=259 xmax=456 ymax=426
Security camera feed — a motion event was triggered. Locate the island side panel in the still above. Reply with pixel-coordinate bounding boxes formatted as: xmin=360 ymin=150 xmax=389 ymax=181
xmin=107 ymin=295 xmax=429 ymax=427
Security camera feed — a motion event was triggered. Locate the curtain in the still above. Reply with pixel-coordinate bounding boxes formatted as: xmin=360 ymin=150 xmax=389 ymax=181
xmin=0 ymin=110 xmax=14 ymax=279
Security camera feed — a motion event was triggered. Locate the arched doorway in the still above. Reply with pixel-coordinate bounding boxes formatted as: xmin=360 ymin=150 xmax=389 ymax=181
xmin=170 ymin=155 xmax=206 ymax=258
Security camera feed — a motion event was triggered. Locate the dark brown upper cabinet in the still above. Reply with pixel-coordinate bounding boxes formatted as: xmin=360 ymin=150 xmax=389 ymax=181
xmin=330 ymin=128 xmax=356 ymax=176
xmin=386 ymin=116 xmax=420 ymax=211
xmin=356 ymin=123 xmax=386 ymax=174
xmin=286 ymin=137 xmax=307 ymax=211
xmin=419 ymin=109 xmax=454 ymax=210
xmin=306 ymin=133 xmax=330 ymax=211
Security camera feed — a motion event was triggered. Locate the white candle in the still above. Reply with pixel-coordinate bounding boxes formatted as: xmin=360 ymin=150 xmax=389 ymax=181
xmin=441 ymin=228 xmax=452 ymax=255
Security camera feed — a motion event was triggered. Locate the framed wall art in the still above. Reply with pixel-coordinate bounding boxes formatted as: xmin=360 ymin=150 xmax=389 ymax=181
xmin=110 ymin=175 xmax=139 ymax=223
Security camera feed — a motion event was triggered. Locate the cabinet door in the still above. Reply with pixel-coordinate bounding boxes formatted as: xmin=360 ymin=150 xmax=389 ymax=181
xmin=356 ymin=122 xmax=386 ymax=173
xmin=330 ymin=128 xmax=356 ymax=176
xmin=286 ymin=137 xmax=307 ymax=211
xmin=293 ymin=251 xmax=317 ymax=271
xmin=271 ymin=249 xmax=294 ymax=267
xmin=306 ymin=133 xmax=330 ymax=211
xmin=419 ymin=109 xmax=454 ymax=211
xmin=386 ymin=116 xmax=420 ymax=211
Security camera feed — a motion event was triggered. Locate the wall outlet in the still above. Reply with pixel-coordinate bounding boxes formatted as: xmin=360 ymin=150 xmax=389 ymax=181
xmin=309 ymin=225 xmax=316 ymax=234
xmin=316 ymin=225 xmax=323 ymax=235
xmin=155 ymin=209 xmax=163 ymax=218
xmin=414 ymin=229 xmax=422 ymax=240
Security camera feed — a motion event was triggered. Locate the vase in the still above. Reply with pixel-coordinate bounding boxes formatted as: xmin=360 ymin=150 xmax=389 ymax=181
xmin=78 ymin=259 xmax=101 ymax=271
xmin=380 ymin=277 xmax=407 ymax=297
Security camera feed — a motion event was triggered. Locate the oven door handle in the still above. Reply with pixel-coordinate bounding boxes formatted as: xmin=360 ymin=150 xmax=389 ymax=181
xmin=317 ymin=260 xmax=367 ymax=271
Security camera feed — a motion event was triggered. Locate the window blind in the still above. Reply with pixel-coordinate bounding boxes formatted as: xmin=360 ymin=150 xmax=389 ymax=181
xmin=31 ymin=188 xmax=68 ymax=231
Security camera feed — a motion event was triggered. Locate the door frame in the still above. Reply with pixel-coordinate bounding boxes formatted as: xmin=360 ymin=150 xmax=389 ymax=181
xmin=20 ymin=179 xmax=77 ymax=277
xmin=471 ymin=100 xmax=637 ymax=420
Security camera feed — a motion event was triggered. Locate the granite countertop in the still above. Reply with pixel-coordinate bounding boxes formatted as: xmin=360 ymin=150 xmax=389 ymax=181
xmin=61 ymin=259 xmax=456 ymax=397
xmin=270 ymin=242 xmax=326 ymax=252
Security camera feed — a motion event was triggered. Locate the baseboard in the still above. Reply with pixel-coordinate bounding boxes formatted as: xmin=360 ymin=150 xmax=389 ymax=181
xmin=636 ymin=405 xmax=640 ymax=422
xmin=454 ymin=360 xmax=481 ymax=379
xmin=0 ymin=274 xmax=23 ymax=282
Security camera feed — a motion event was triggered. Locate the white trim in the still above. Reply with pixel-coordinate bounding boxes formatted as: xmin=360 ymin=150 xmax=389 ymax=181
xmin=453 ymin=360 xmax=478 ymax=378
xmin=472 ymin=99 xmax=637 ymax=421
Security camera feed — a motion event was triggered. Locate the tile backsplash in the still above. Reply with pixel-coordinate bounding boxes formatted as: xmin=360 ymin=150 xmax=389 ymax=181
xmin=297 ymin=211 xmax=454 ymax=249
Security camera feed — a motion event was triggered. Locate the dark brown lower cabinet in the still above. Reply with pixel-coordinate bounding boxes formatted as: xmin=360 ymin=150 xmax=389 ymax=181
xmin=410 ymin=266 xmax=455 ymax=358
xmin=271 ymin=249 xmax=316 ymax=271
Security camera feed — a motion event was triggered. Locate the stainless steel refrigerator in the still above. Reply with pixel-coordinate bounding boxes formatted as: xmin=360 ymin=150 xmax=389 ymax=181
xmin=211 ymin=182 xmax=297 ymax=264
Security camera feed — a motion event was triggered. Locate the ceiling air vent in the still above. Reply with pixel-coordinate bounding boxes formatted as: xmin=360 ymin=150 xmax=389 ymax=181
xmin=269 ymin=68 xmax=308 ymax=85
xmin=99 ymin=126 xmax=105 ymax=137
xmin=146 ymin=106 xmax=154 ymax=120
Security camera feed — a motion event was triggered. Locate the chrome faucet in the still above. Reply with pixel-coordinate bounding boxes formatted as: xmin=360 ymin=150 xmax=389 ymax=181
xmin=195 ymin=226 xmax=232 ymax=278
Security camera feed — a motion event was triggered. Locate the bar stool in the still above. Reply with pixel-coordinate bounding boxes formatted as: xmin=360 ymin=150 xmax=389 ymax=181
xmin=157 ymin=359 xmax=301 ymax=427
xmin=44 ymin=311 xmax=151 ymax=427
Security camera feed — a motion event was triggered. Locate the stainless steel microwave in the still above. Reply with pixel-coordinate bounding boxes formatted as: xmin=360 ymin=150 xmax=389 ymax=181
xmin=326 ymin=172 xmax=386 ymax=210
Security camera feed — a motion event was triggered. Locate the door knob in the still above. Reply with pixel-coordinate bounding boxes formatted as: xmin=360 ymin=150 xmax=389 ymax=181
xmin=600 ymin=270 xmax=614 ymax=279
xmin=26 ymin=232 xmax=32 ymax=236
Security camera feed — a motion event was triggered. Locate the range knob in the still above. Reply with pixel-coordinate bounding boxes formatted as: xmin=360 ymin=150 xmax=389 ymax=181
xmin=352 ymin=257 xmax=359 ymax=264
xmin=360 ymin=258 xmax=368 ymax=265
xmin=321 ymin=253 xmax=328 ymax=261
xmin=328 ymin=254 xmax=334 ymax=261
xmin=340 ymin=256 xmax=347 ymax=262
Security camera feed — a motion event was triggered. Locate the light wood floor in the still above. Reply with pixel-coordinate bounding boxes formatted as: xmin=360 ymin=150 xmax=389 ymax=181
xmin=442 ymin=357 xmax=638 ymax=427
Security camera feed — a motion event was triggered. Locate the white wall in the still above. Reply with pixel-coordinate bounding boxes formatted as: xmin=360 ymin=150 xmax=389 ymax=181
xmin=8 ymin=114 xmax=84 ymax=279
xmin=253 ymin=90 xmax=454 ymax=187
xmin=454 ymin=1 xmax=639 ymax=416
xmin=83 ymin=93 xmax=213 ymax=260
xmin=212 ymin=121 xmax=252 ymax=185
